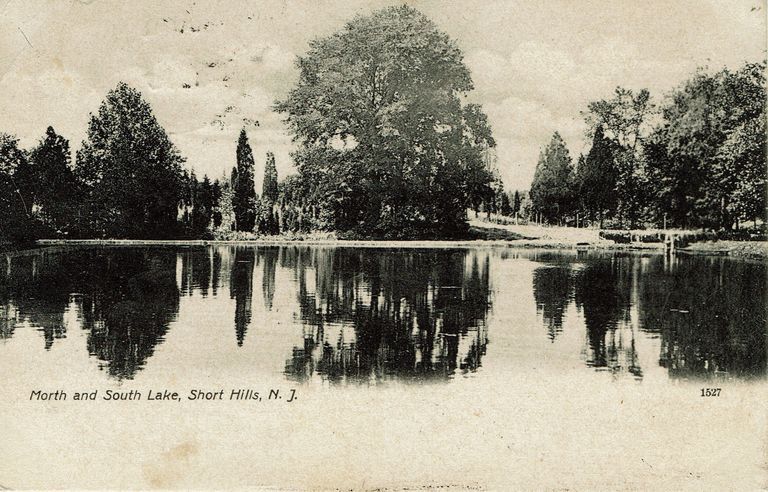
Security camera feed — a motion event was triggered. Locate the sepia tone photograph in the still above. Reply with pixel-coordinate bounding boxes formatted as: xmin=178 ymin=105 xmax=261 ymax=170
xmin=0 ymin=0 xmax=766 ymax=489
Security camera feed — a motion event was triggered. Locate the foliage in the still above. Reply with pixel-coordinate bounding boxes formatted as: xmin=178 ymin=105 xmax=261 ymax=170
xmin=538 ymin=60 xmax=768 ymax=232
xmin=498 ymin=191 xmax=512 ymax=216
xmin=529 ymin=132 xmax=575 ymax=224
xmin=647 ymin=62 xmax=766 ymax=228
xmin=179 ymin=171 xmax=218 ymax=238
xmin=583 ymin=87 xmax=654 ymax=228
xmin=512 ymin=191 xmax=521 ymax=216
xmin=576 ymin=126 xmax=619 ymax=226
xmin=233 ymin=128 xmax=257 ymax=232
xmin=262 ymin=152 xmax=279 ymax=203
xmin=16 ymin=127 xmax=79 ymax=235
xmin=0 ymin=134 xmax=37 ymax=242
xmin=275 ymin=5 xmax=495 ymax=238
xmin=75 ymin=82 xmax=185 ymax=238
xmin=257 ymin=151 xmax=280 ymax=234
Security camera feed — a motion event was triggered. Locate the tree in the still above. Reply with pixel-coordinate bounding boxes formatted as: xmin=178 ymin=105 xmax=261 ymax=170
xmin=584 ymin=87 xmax=653 ymax=228
xmin=210 ymin=178 xmax=223 ymax=229
xmin=233 ymin=128 xmax=257 ymax=232
xmin=513 ymin=190 xmax=521 ymax=216
xmin=576 ymin=126 xmax=620 ymax=227
xmin=0 ymin=134 xmax=35 ymax=242
xmin=214 ymin=171 xmax=236 ymax=233
xmin=647 ymin=61 xmax=766 ymax=229
xmin=529 ymin=132 xmax=575 ymax=224
xmin=258 ymin=151 xmax=280 ymax=235
xmin=262 ymin=152 xmax=279 ymax=203
xmin=16 ymin=127 xmax=78 ymax=235
xmin=499 ymin=191 xmax=512 ymax=217
xmin=181 ymin=172 xmax=215 ymax=238
xmin=275 ymin=5 xmax=495 ymax=238
xmin=75 ymin=82 xmax=185 ymax=238
xmin=722 ymin=114 xmax=766 ymax=225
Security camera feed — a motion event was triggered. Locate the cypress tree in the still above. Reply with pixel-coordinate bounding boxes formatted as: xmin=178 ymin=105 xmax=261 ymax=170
xmin=262 ymin=151 xmax=278 ymax=203
xmin=233 ymin=128 xmax=256 ymax=232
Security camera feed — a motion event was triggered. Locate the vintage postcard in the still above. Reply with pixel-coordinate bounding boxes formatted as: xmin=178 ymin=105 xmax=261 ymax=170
xmin=0 ymin=0 xmax=766 ymax=490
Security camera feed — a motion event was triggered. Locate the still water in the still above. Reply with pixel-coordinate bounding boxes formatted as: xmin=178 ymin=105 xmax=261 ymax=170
xmin=1 ymin=245 xmax=765 ymax=383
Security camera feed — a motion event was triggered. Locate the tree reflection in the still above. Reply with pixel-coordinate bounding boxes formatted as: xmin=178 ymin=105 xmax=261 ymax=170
xmin=283 ymin=248 xmax=491 ymax=384
xmin=229 ymin=247 xmax=255 ymax=346
xmin=531 ymin=262 xmax=573 ymax=341
xmin=639 ymin=256 xmax=766 ymax=379
xmin=261 ymin=247 xmax=278 ymax=311
xmin=0 ymin=248 xmax=181 ymax=378
xmin=573 ymin=260 xmax=633 ymax=372
xmin=1 ymin=246 xmax=764 ymax=383
xmin=1 ymin=251 xmax=84 ymax=349
xmin=83 ymin=253 xmax=179 ymax=379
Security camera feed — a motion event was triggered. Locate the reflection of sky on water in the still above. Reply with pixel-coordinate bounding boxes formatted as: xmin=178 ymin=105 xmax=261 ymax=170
xmin=0 ymin=246 xmax=765 ymax=383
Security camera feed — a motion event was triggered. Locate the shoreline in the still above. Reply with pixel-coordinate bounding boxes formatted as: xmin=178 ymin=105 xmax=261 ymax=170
xmin=24 ymin=237 xmax=765 ymax=260
xmin=36 ymin=237 xmax=648 ymax=250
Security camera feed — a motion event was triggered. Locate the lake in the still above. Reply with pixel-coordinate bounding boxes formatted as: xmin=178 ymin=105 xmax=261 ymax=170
xmin=1 ymin=244 xmax=766 ymax=489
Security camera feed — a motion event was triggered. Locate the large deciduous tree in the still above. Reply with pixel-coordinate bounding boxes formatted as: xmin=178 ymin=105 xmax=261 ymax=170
xmin=75 ymin=82 xmax=185 ymax=238
xmin=275 ymin=6 xmax=495 ymax=238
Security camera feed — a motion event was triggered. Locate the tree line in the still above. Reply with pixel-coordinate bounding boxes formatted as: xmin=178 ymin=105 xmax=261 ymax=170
xmin=0 ymin=83 xmax=273 ymax=242
xmin=528 ymin=61 xmax=766 ymax=231
xmin=1 ymin=7 xmax=500 ymax=243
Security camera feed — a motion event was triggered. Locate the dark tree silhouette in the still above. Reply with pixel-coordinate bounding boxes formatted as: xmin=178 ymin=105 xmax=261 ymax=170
xmin=233 ymin=128 xmax=257 ymax=232
xmin=75 ymin=83 xmax=185 ymax=239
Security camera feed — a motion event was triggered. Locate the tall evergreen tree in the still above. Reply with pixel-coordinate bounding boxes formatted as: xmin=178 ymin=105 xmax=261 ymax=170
xmin=75 ymin=82 xmax=185 ymax=238
xmin=210 ymin=178 xmax=223 ymax=229
xmin=233 ymin=128 xmax=256 ymax=232
xmin=499 ymin=191 xmax=512 ymax=216
xmin=262 ymin=151 xmax=278 ymax=203
xmin=258 ymin=151 xmax=280 ymax=234
xmin=190 ymin=175 xmax=215 ymax=237
xmin=529 ymin=132 xmax=575 ymax=224
xmin=576 ymin=126 xmax=619 ymax=227
xmin=513 ymin=190 xmax=521 ymax=216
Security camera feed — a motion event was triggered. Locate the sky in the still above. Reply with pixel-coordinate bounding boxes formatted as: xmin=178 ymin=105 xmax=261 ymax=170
xmin=0 ymin=0 xmax=765 ymax=192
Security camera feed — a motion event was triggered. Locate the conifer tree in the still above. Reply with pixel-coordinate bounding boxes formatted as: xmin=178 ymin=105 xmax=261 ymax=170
xmin=233 ymin=128 xmax=257 ymax=232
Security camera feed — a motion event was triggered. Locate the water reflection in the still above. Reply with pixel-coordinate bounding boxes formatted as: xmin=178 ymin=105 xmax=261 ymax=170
xmin=0 ymin=246 xmax=765 ymax=382
xmin=639 ymin=256 xmax=767 ymax=379
xmin=282 ymin=248 xmax=491 ymax=383
xmin=531 ymin=259 xmax=573 ymax=342
xmin=532 ymin=253 xmax=766 ymax=380
xmin=0 ymin=249 xmax=179 ymax=378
